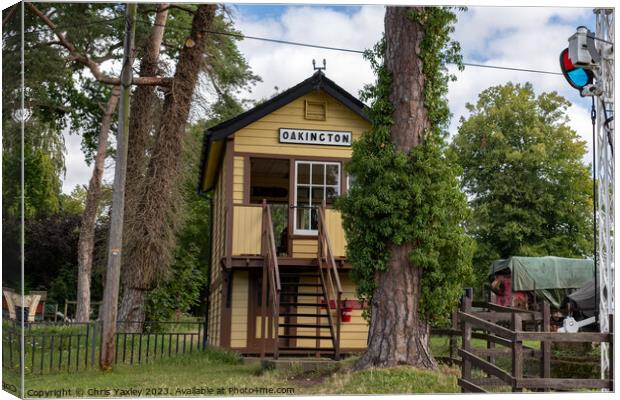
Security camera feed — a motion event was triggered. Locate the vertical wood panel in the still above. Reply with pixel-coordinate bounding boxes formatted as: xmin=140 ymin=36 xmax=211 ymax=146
xmin=232 ymin=206 xmax=262 ymax=255
xmin=325 ymin=209 xmax=346 ymax=257
xmin=231 ymin=271 xmax=249 ymax=348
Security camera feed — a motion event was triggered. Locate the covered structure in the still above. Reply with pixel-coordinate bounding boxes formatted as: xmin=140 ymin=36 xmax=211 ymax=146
xmin=489 ymin=256 xmax=595 ymax=308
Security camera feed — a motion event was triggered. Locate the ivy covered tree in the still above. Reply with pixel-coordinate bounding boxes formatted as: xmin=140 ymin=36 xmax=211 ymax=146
xmin=337 ymin=7 xmax=473 ymax=370
xmin=452 ymin=83 xmax=593 ymax=288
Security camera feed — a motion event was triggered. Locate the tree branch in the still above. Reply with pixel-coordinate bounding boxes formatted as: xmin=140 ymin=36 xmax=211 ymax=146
xmin=26 ymin=3 xmax=172 ymax=87
xmin=2 ymin=4 xmax=18 ymax=27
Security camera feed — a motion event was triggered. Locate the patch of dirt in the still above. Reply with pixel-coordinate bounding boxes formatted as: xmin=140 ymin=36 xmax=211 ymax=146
xmin=284 ymin=369 xmax=335 ymax=388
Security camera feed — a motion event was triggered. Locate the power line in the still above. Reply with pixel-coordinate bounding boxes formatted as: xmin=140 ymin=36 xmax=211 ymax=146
xmin=16 ymin=15 xmax=565 ymax=78
xmin=202 ymin=28 xmax=563 ymax=76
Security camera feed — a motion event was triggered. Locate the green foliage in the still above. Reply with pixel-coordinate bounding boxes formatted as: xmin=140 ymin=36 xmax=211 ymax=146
xmin=337 ymin=8 xmax=473 ymax=322
xmin=452 ymin=83 xmax=594 ymax=286
xmin=145 ymin=244 xmax=206 ymax=321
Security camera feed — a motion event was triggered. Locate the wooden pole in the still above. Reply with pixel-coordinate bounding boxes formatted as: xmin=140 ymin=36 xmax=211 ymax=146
xmin=512 ymin=312 xmax=523 ymax=392
xmin=460 ymin=295 xmax=472 ymax=392
xmin=541 ymin=301 xmax=551 ymax=391
xmin=99 ymin=3 xmax=136 ymax=370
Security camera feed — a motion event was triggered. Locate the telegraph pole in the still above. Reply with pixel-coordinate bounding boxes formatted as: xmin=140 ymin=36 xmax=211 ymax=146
xmin=100 ymin=2 xmax=136 ymax=370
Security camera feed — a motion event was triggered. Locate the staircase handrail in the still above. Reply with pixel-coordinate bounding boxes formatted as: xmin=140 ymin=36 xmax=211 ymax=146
xmin=318 ymin=203 xmax=342 ymax=359
xmin=262 ymin=201 xmax=281 ymax=359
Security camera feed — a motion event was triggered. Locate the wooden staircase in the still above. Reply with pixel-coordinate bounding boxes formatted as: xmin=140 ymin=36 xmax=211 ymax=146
xmin=260 ymin=201 xmax=342 ymax=360
xmin=277 ymin=269 xmax=338 ymax=358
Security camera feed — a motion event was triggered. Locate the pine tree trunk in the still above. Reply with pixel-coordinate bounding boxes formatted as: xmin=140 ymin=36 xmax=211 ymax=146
xmin=118 ymin=3 xmax=169 ymax=326
xmin=119 ymin=4 xmax=217 ymax=330
xmin=75 ymin=86 xmax=120 ymax=323
xmin=354 ymin=6 xmax=435 ymax=370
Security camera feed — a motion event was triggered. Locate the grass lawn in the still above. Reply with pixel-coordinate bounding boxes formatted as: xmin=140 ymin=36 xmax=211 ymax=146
xmin=16 ymin=345 xmax=461 ymax=397
xmin=10 ymin=334 xmax=591 ymax=397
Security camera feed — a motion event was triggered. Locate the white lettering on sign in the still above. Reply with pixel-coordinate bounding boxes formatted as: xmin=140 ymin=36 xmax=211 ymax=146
xmin=279 ymin=128 xmax=352 ymax=147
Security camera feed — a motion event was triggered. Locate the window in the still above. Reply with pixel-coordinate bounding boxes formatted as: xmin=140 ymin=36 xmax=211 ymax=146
xmin=305 ymin=100 xmax=327 ymax=121
xmin=294 ymin=161 xmax=340 ymax=234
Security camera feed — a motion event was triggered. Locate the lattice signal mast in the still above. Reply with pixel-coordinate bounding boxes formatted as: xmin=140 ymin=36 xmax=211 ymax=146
xmin=594 ymin=8 xmax=614 ymax=381
xmin=563 ymin=8 xmax=614 ymax=380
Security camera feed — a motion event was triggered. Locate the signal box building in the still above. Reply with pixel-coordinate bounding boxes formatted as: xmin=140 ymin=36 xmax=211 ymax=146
xmin=198 ymin=71 xmax=370 ymax=359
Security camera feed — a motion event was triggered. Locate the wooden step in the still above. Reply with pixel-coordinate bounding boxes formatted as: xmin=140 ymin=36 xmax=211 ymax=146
xmin=280 ymin=292 xmax=322 ymax=297
xmin=279 ymin=334 xmax=333 ymax=340
xmin=279 ymin=283 xmax=322 ymax=287
xmin=279 ymin=323 xmax=331 ymax=329
xmin=278 ymin=347 xmax=335 ymax=352
xmin=280 ymin=302 xmax=327 ymax=307
xmin=280 ymin=273 xmax=320 ymax=277
xmin=280 ymin=313 xmax=329 ymax=318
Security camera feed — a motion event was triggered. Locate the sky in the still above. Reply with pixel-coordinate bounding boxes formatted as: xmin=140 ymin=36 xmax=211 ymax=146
xmin=61 ymin=2 xmax=601 ymax=193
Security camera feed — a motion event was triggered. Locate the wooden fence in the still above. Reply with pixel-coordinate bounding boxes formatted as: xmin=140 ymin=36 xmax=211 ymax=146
xmin=453 ymin=297 xmax=613 ymax=392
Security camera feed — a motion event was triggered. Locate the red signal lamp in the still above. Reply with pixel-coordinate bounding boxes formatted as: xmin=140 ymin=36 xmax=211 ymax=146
xmin=559 ymin=48 xmax=594 ymax=95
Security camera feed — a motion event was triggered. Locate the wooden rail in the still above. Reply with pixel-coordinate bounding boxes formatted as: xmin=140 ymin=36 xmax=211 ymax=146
xmin=260 ymin=201 xmax=281 ymax=360
xmin=317 ymin=203 xmax=343 ymax=360
xmin=457 ymin=297 xmax=614 ymax=393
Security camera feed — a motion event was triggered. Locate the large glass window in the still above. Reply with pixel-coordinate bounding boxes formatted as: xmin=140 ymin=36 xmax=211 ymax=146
xmin=294 ymin=161 xmax=340 ymax=234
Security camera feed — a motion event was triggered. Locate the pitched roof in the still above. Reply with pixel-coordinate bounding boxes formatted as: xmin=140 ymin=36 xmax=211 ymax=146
xmin=198 ymin=71 xmax=369 ymax=193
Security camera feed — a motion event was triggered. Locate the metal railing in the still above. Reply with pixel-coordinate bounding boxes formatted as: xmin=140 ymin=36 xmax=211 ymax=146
xmin=2 ymin=319 xmax=205 ymax=374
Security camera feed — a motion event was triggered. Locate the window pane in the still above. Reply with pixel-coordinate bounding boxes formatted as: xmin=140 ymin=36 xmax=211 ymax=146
xmin=296 ymin=187 xmax=310 ymax=231
xmin=311 ymin=187 xmax=324 ymax=205
xmin=297 ymin=163 xmax=310 ymax=184
xmin=326 ymin=187 xmax=339 ymax=204
xmin=311 ymin=163 xmax=324 ymax=185
xmin=310 ymin=208 xmax=318 ymax=230
xmin=297 ymin=187 xmax=309 ymax=204
xmin=326 ymin=164 xmax=339 ymax=185
xmin=297 ymin=207 xmax=310 ymax=231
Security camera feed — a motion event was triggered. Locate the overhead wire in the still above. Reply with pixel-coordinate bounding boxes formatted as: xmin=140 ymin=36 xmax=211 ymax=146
xmin=149 ymin=20 xmax=565 ymax=77
xmin=16 ymin=14 xmax=566 ymax=77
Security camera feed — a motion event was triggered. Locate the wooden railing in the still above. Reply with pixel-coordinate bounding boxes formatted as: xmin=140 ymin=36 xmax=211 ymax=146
xmin=317 ymin=202 xmax=343 ymax=360
xmin=457 ymin=297 xmax=614 ymax=393
xmin=260 ymin=200 xmax=281 ymax=360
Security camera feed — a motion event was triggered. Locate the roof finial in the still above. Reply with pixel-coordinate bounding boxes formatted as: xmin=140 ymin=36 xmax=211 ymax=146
xmin=312 ymin=59 xmax=326 ymax=72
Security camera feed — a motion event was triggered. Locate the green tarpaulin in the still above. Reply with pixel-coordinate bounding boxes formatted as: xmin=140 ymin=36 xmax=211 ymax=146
xmin=489 ymin=256 xmax=595 ymax=308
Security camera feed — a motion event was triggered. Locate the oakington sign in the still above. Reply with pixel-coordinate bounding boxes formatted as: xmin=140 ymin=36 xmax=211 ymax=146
xmin=279 ymin=128 xmax=352 ymax=147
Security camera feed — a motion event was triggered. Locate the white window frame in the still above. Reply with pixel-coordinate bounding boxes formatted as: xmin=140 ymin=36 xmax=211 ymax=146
xmin=293 ymin=160 xmax=341 ymax=235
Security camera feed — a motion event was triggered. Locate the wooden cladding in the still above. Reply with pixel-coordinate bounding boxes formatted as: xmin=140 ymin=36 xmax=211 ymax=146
xmin=232 ymin=205 xmax=262 ymax=256
xmin=324 ymin=209 xmax=346 ymax=257
xmin=305 ymin=100 xmax=327 ymax=121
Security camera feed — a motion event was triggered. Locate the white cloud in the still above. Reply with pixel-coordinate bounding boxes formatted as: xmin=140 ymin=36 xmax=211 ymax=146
xmin=234 ymin=5 xmax=384 ymax=100
xmin=447 ymin=6 xmax=595 ymax=165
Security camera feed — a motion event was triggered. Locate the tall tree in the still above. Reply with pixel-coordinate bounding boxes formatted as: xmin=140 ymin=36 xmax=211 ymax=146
xmin=338 ymin=7 xmax=473 ymax=370
xmin=118 ymin=5 xmax=260 ymax=324
xmin=75 ymin=86 xmax=120 ymax=322
xmin=452 ymin=83 xmax=593 ymax=286
xmin=118 ymin=4 xmax=218 ymax=325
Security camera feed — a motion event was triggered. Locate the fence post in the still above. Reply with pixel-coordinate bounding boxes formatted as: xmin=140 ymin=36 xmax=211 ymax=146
xmin=90 ymin=320 xmax=97 ymax=368
xmin=449 ymin=310 xmax=458 ymax=361
xmin=511 ymin=313 xmax=523 ymax=392
xmin=541 ymin=301 xmax=551 ymax=391
xmin=460 ymin=295 xmax=472 ymax=392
